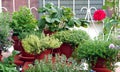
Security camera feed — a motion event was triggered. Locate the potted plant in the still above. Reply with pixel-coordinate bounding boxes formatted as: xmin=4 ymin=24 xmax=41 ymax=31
xmin=52 ymin=30 xmax=90 ymax=58
xmin=21 ymin=33 xmax=62 ymax=61
xmin=38 ymin=3 xmax=89 ymax=35
xmin=76 ymin=40 xmax=119 ymax=72
xmin=11 ymin=6 xmax=37 ymax=39
xmin=10 ymin=6 xmax=37 ymax=51
xmin=0 ymin=12 xmax=13 ymax=60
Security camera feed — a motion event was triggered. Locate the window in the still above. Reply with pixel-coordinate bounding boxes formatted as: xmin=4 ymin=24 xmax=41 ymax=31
xmin=39 ymin=0 xmax=104 ymax=18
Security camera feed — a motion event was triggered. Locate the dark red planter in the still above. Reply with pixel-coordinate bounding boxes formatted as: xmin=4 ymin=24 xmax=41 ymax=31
xmin=19 ymin=51 xmax=35 ymax=62
xmin=44 ymin=29 xmax=55 ymax=35
xmin=19 ymin=54 xmax=35 ymax=62
xmin=52 ymin=48 xmax=61 ymax=57
xmin=14 ymin=54 xmax=24 ymax=66
xmin=92 ymin=58 xmax=111 ymax=72
xmin=36 ymin=49 xmax=52 ymax=60
xmin=59 ymin=43 xmax=73 ymax=58
xmin=93 ymin=68 xmax=111 ymax=72
xmin=12 ymin=36 xmax=24 ymax=51
xmin=92 ymin=58 xmax=107 ymax=68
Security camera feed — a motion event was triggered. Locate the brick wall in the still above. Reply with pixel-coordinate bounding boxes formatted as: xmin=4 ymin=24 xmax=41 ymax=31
xmin=2 ymin=0 xmax=39 ymax=19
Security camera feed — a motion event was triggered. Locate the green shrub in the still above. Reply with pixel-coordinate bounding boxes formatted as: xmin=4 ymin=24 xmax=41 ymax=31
xmin=52 ymin=30 xmax=90 ymax=47
xmin=76 ymin=40 xmax=119 ymax=70
xmin=10 ymin=6 xmax=37 ymax=39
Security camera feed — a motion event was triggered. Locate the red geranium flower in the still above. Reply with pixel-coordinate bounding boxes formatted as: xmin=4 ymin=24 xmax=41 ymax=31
xmin=93 ymin=9 xmax=106 ymax=21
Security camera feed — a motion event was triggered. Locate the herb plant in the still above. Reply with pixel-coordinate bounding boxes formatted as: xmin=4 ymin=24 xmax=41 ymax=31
xmin=52 ymin=30 xmax=90 ymax=47
xmin=76 ymin=40 xmax=119 ymax=70
xmin=0 ymin=13 xmax=13 ymax=51
xmin=10 ymin=6 xmax=37 ymax=39
xmin=22 ymin=33 xmax=62 ymax=54
xmin=25 ymin=55 xmax=82 ymax=72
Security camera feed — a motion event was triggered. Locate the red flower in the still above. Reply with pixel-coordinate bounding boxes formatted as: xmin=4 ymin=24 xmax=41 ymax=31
xmin=93 ymin=9 xmax=106 ymax=21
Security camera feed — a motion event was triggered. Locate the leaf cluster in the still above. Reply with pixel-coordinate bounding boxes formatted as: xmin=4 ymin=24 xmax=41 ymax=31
xmin=10 ymin=6 xmax=37 ymax=39
xmin=38 ymin=3 xmax=89 ymax=32
xmin=103 ymin=17 xmax=120 ymax=34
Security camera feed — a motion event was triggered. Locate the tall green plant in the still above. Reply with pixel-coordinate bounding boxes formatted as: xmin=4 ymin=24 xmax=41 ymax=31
xmin=10 ymin=6 xmax=37 ymax=39
xmin=102 ymin=0 xmax=120 ymax=35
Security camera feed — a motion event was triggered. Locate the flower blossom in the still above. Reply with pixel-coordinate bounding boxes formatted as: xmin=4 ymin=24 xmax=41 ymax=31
xmin=93 ymin=9 xmax=106 ymax=21
xmin=109 ymin=44 xmax=115 ymax=49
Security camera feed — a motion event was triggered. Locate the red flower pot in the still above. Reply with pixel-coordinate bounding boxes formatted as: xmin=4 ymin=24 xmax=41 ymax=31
xmin=93 ymin=68 xmax=111 ymax=72
xmin=52 ymin=48 xmax=61 ymax=57
xmin=59 ymin=43 xmax=73 ymax=58
xmin=92 ymin=58 xmax=107 ymax=68
xmin=44 ymin=29 xmax=56 ymax=35
xmin=19 ymin=54 xmax=35 ymax=62
xmin=14 ymin=54 xmax=24 ymax=66
xmin=92 ymin=58 xmax=111 ymax=72
xmin=37 ymin=49 xmax=52 ymax=60
xmin=12 ymin=36 xmax=24 ymax=51
xmin=15 ymin=51 xmax=35 ymax=62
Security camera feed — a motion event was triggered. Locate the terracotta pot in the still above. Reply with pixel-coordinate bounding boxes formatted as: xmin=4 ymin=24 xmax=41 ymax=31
xmin=21 ymin=51 xmax=35 ymax=57
xmin=36 ymin=49 xmax=52 ymax=60
xmin=14 ymin=54 xmax=24 ymax=66
xmin=19 ymin=54 xmax=35 ymax=62
xmin=92 ymin=58 xmax=111 ymax=72
xmin=12 ymin=36 xmax=24 ymax=51
xmin=52 ymin=48 xmax=61 ymax=57
xmin=59 ymin=43 xmax=73 ymax=58
xmin=44 ymin=29 xmax=56 ymax=36
xmin=92 ymin=58 xmax=107 ymax=68
xmin=93 ymin=68 xmax=111 ymax=72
